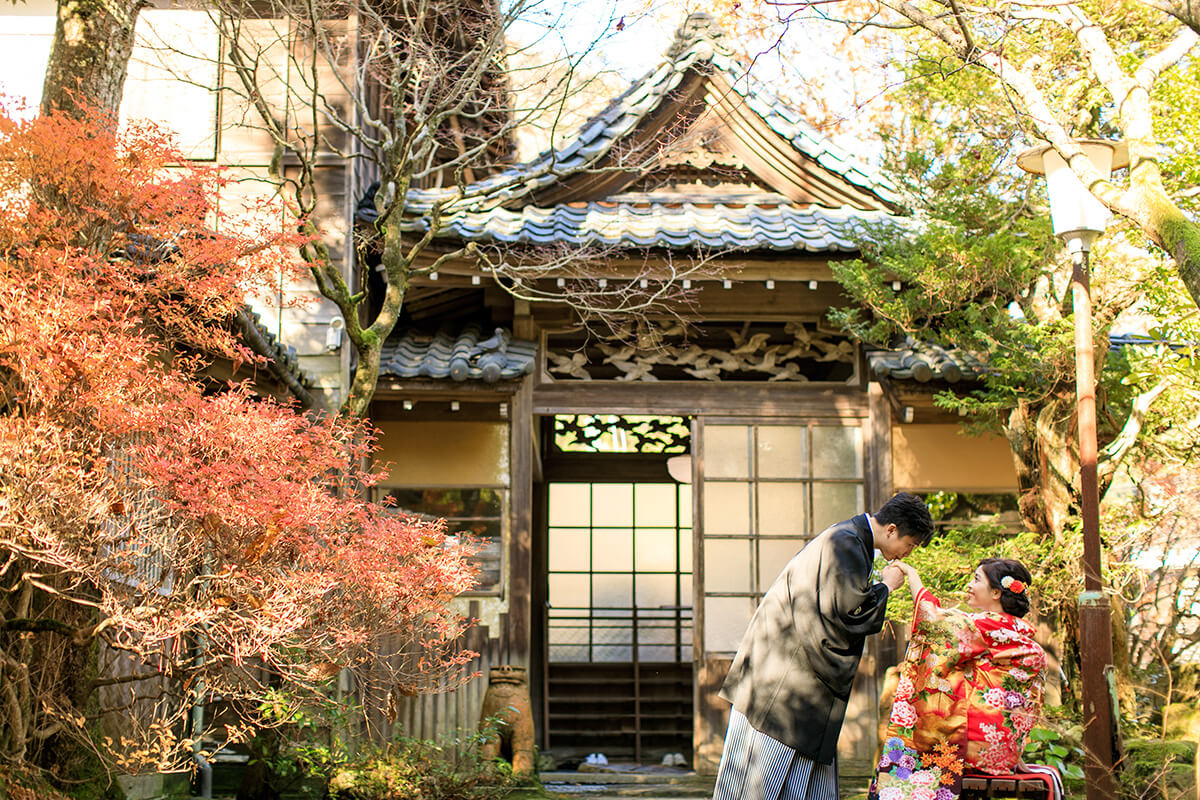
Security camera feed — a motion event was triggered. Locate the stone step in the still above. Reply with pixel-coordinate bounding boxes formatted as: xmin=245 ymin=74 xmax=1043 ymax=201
xmin=539 ymin=765 xmax=876 ymax=800
xmin=541 ymin=769 xmax=713 ymax=785
xmin=541 ymin=768 xmax=715 ymax=799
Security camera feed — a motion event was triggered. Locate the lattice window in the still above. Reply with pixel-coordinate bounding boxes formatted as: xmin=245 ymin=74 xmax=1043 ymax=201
xmin=700 ymin=421 xmax=864 ymax=654
xmin=547 ymin=482 xmax=693 ymax=663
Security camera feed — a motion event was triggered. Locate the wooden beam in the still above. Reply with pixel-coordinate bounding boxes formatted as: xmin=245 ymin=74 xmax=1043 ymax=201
xmin=533 ymin=382 xmax=869 ymax=418
xmin=373 ymin=381 xmax=522 ymax=397
xmin=369 ymin=399 xmax=508 ymax=422
xmin=407 ymin=252 xmax=855 ymax=282
xmin=540 ymin=453 xmax=676 ymax=482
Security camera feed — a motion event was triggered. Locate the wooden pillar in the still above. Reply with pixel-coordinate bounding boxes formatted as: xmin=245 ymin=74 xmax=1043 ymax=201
xmin=857 ymin=381 xmax=897 ymax=777
xmin=866 ymin=381 xmax=894 ymax=511
xmin=507 ymin=376 xmax=534 ymax=668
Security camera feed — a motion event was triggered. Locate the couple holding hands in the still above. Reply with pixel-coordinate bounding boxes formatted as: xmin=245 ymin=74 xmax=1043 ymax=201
xmin=713 ymin=493 xmax=1049 ymax=800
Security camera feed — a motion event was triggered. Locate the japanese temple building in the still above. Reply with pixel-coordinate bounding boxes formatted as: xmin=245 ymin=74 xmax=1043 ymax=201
xmin=357 ymin=14 xmax=1019 ymax=773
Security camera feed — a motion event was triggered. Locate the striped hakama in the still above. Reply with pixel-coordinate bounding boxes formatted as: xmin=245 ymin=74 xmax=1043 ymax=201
xmin=712 ymin=709 xmax=839 ymax=800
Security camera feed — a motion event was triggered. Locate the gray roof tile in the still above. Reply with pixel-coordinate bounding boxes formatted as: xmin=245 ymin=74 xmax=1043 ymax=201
xmin=871 ymin=334 xmax=1181 ymax=385
xmin=385 ymin=202 xmax=900 ymax=251
xmin=379 ymin=324 xmax=537 ymax=383
xmin=867 ymin=338 xmax=987 ymax=383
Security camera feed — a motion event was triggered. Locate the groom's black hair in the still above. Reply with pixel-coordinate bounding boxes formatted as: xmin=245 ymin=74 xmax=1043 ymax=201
xmin=875 ymin=492 xmax=936 ymax=546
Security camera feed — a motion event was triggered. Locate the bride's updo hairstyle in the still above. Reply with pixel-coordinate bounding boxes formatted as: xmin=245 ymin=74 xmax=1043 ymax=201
xmin=979 ymin=558 xmax=1033 ymax=617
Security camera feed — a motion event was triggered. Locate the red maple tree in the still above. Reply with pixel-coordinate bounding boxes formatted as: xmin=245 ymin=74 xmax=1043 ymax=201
xmin=0 ymin=105 xmax=478 ymax=776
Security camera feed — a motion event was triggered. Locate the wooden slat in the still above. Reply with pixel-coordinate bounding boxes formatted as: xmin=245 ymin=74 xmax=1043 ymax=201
xmin=350 ymin=613 xmax=505 ymax=749
xmin=960 ymin=776 xmax=1051 ymax=800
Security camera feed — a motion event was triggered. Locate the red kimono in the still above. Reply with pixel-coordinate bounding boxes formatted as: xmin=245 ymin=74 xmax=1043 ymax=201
xmin=868 ymin=588 xmax=1047 ymax=800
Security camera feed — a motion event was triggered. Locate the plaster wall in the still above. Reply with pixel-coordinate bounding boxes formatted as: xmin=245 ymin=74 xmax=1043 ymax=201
xmin=892 ymin=424 xmax=1018 ymax=492
xmin=373 ymin=421 xmax=510 ymax=486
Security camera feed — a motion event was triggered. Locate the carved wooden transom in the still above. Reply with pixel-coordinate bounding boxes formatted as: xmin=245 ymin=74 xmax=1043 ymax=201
xmin=545 ymin=321 xmax=858 ymax=383
xmin=553 ymin=415 xmax=691 ymax=453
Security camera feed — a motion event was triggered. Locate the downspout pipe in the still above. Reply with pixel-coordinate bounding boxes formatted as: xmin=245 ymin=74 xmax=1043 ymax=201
xmin=193 ymin=749 xmax=213 ymax=800
xmin=192 ymin=554 xmax=212 ymax=800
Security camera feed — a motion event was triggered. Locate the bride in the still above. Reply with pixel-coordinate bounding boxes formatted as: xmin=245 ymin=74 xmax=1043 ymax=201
xmin=868 ymin=558 xmax=1048 ymax=800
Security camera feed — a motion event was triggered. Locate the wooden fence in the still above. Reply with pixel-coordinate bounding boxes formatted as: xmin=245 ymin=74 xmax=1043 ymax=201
xmin=358 ymin=602 xmax=509 ymax=745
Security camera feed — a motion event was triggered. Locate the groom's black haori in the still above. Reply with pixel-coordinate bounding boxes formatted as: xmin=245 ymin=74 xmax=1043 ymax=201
xmin=720 ymin=513 xmax=886 ymax=762
xmin=712 ymin=493 xmax=935 ymax=800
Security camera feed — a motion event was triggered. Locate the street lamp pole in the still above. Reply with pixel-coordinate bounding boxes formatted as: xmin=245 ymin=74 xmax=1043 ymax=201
xmin=1017 ymin=140 xmax=1128 ymax=800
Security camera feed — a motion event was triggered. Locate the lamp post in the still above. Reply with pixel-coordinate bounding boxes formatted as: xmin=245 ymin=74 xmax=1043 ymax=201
xmin=1017 ymin=139 xmax=1128 ymax=800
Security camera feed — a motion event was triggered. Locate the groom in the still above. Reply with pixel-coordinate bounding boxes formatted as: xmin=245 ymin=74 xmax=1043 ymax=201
xmin=712 ymin=492 xmax=935 ymax=800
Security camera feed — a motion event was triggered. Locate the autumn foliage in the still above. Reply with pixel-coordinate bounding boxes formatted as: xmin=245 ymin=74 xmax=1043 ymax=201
xmin=0 ymin=105 xmax=477 ymax=776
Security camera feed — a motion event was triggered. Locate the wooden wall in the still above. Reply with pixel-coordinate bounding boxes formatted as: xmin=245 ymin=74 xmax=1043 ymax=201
xmin=216 ymin=14 xmax=356 ymax=409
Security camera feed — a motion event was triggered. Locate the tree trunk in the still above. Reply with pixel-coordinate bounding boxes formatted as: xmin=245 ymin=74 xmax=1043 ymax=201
xmin=41 ymin=0 xmax=143 ymax=119
xmin=340 ymin=217 xmax=411 ymax=418
xmin=1005 ymin=399 xmax=1078 ymax=541
xmin=344 ymin=337 xmax=383 ymax=419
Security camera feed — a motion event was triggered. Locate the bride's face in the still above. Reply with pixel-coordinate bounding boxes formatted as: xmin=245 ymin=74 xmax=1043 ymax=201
xmin=965 ymin=567 xmax=1003 ymax=612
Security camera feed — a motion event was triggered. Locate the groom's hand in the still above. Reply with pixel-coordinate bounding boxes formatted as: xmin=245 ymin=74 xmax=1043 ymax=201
xmin=881 ymin=563 xmax=904 ymax=591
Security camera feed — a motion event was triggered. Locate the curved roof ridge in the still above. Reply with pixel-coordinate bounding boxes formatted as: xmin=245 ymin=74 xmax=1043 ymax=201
xmin=400 ymin=13 xmax=896 ymax=213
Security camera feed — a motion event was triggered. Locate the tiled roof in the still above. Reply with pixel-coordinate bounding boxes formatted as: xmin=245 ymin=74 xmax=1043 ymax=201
xmin=407 ymin=15 xmax=896 ymax=210
xmin=356 ymin=13 xmax=901 ymax=255
xmin=870 ymin=334 xmax=1178 ymax=385
xmin=242 ymin=310 xmax=309 ymax=383
xmin=234 ymin=309 xmax=315 ymax=407
xmin=867 ymin=339 xmax=987 ymax=384
xmin=378 ymin=324 xmax=537 ymax=383
xmin=383 ymin=202 xmax=900 ymax=251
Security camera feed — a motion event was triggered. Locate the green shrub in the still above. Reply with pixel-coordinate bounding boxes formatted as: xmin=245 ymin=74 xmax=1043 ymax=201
xmin=1118 ymin=739 xmax=1197 ymax=800
xmin=328 ymin=735 xmax=534 ymax=800
xmin=1024 ymin=724 xmax=1086 ymax=782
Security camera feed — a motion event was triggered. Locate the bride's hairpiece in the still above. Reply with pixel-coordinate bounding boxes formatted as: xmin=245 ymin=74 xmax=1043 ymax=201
xmin=1000 ymin=575 xmax=1026 ymax=594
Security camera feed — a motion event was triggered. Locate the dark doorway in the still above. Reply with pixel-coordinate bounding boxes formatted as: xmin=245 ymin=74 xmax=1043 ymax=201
xmin=537 ymin=416 xmax=694 ymax=764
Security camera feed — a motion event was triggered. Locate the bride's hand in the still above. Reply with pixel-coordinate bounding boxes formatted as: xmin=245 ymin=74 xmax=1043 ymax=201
xmin=890 ymin=560 xmax=923 ymax=594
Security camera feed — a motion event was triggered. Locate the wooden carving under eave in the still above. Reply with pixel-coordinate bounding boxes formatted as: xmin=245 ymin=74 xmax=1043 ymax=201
xmin=546 ymin=320 xmax=858 ymax=383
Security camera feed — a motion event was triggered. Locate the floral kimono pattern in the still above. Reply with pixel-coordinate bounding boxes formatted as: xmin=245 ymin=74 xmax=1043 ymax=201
xmin=868 ymin=588 xmax=1047 ymax=800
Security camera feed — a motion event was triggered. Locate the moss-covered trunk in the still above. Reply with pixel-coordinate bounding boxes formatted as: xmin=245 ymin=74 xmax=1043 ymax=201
xmin=1154 ymin=202 xmax=1200 ymax=313
xmin=341 ymin=216 xmax=410 ymax=419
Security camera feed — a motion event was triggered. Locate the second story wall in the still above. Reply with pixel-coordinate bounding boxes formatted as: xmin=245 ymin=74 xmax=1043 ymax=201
xmin=0 ymin=0 xmax=354 ymax=409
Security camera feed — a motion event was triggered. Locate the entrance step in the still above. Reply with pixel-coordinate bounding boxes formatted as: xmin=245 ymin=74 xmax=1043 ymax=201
xmin=541 ymin=768 xmax=714 ymax=799
xmin=540 ymin=760 xmax=876 ymax=800
xmin=546 ymin=662 xmax=693 ymax=763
